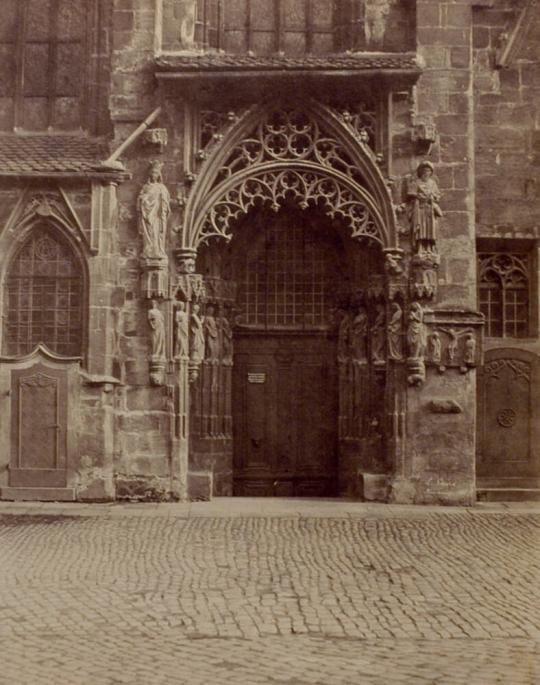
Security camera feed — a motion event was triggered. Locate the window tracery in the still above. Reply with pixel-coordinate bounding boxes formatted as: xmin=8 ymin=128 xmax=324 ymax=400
xmin=3 ymin=229 xmax=84 ymax=357
xmin=478 ymin=252 xmax=531 ymax=338
xmin=216 ymin=108 xmax=370 ymax=186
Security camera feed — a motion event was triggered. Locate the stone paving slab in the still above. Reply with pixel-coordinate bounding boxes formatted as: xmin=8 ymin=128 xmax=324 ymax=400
xmin=0 ymin=502 xmax=538 ymax=683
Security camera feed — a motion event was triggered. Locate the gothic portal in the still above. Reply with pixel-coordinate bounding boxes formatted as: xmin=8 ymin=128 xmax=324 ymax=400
xmin=1 ymin=0 xmax=538 ymax=504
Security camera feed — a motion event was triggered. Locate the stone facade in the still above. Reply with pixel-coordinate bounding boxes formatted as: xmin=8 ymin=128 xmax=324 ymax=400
xmin=0 ymin=0 xmax=538 ymax=504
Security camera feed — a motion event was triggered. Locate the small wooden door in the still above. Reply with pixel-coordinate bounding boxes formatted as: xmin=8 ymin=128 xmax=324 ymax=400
xmin=233 ymin=333 xmax=338 ymax=496
xmin=9 ymin=363 xmax=68 ymax=487
xmin=477 ymin=349 xmax=540 ymax=483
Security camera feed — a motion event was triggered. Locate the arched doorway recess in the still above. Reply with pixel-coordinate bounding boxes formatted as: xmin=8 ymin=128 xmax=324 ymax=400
xmin=194 ymin=204 xmax=388 ymax=497
xmin=179 ymin=100 xmax=400 ymax=497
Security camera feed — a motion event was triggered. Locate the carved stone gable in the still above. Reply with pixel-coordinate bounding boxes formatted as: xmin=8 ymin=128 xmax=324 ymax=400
xmin=4 ymin=187 xmax=89 ymax=251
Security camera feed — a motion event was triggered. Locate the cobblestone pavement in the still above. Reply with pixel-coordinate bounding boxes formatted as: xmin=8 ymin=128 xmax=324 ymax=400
xmin=0 ymin=500 xmax=538 ymax=684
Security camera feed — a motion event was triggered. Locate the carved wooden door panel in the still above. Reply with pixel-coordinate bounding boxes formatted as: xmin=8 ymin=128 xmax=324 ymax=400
xmin=233 ymin=334 xmax=338 ymax=496
xmin=477 ymin=350 xmax=540 ymax=481
xmin=9 ymin=364 xmax=68 ymax=487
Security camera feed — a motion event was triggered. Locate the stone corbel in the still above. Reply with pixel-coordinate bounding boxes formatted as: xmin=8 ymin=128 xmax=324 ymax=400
xmin=412 ymin=121 xmax=437 ymax=156
xmin=141 ymin=257 xmax=169 ymax=299
xmin=410 ymin=247 xmax=440 ymax=300
xmin=143 ymin=128 xmax=168 ymax=153
xmin=173 ymin=249 xmax=207 ymax=383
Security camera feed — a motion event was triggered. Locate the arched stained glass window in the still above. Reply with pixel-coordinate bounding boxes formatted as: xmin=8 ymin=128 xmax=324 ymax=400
xmin=3 ymin=228 xmax=84 ymax=357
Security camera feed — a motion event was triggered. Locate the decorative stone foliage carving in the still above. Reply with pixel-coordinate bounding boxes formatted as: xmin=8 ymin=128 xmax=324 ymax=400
xmin=200 ymin=109 xmax=240 ymax=150
xmin=410 ymin=246 xmax=440 ymax=300
xmin=333 ymin=102 xmax=377 ymax=150
xmin=174 ymin=273 xmax=206 ymax=303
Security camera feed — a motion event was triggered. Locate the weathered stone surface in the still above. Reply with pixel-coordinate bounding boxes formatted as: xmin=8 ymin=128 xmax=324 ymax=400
xmin=428 ymin=399 xmax=463 ymax=414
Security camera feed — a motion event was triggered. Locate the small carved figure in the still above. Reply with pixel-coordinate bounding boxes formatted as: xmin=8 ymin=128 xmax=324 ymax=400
xmin=385 ymin=251 xmax=403 ymax=276
xmin=387 ymin=302 xmax=403 ymax=360
xmin=178 ymin=256 xmax=196 ymax=274
xmin=464 ymin=333 xmax=476 ymax=366
xmin=371 ymin=304 xmax=386 ymax=362
xmin=429 ymin=331 xmax=442 ymax=365
xmin=204 ymin=305 xmax=220 ymax=362
xmin=440 ymin=327 xmax=459 ymax=363
xmin=351 ymin=308 xmax=368 ymax=362
xmin=407 ymin=302 xmax=427 ymax=359
xmin=407 ymin=161 xmax=443 ymax=249
xmin=338 ymin=311 xmax=352 ymax=362
xmin=190 ymin=303 xmax=205 ymax=364
xmin=148 ymin=300 xmax=166 ymax=360
xmin=174 ymin=301 xmax=189 ymax=359
xmin=137 ymin=161 xmax=171 ymax=260
xmin=178 ymin=0 xmax=197 ymax=48
xmin=365 ymin=0 xmax=391 ymax=46
xmin=220 ymin=315 xmax=234 ymax=365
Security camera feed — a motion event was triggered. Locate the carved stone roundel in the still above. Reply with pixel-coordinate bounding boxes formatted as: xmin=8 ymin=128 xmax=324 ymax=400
xmin=497 ymin=408 xmax=517 ymax=428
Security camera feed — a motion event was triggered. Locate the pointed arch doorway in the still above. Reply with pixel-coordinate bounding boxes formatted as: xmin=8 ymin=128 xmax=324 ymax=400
xmin=206 ymin=204 xmax=384 ymax=496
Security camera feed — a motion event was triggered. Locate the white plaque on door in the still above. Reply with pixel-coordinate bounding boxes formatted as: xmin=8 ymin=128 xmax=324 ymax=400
xmin=248 ymin=373 xmax=266 ymax=384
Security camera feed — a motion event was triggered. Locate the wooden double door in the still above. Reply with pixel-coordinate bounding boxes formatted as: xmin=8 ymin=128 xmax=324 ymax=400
xmin=233 ymin=333 xmax=338 ymax=496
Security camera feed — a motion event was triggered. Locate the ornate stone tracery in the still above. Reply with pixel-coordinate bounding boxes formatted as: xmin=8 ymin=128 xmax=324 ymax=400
xmin=180 ymin=100 xmax=397 ymax=253
xmin=201 ymin=167 xmax=380 ymax=246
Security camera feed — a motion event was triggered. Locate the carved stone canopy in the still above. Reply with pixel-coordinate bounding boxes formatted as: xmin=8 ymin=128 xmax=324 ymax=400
xmin=179 ymin=100 xmax=397 ymax=255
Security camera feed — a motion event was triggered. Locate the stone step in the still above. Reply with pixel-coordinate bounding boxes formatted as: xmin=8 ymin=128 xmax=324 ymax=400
xmin=477 ymin=488 xmax=540 ymax=502
xmin=477 ymin=477 xmax=540 ymax=489
xmin=0 ymin=487 xmax=76 ymax=502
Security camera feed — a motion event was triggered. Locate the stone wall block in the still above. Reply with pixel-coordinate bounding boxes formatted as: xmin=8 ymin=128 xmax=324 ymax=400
xmin=113 ymin=10 xmax=135 ymax=32
xmin=419 ymin=28 xmax=469 ymax=47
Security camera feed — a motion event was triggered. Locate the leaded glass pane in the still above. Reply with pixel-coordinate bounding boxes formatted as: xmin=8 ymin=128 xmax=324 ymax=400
xmin=3 ymin=230 xmax=83 ymax=357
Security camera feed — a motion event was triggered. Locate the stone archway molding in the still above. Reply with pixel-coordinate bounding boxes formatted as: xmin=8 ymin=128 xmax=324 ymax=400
xmin=181 ymin=99 xmax=397 ymax=253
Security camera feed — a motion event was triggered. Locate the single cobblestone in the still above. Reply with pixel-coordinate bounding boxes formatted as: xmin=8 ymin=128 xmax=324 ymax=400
xmin=0 ymin=507 xmax=538 ymax=684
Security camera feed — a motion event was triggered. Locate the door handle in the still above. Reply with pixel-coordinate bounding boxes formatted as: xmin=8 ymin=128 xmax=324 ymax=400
xmin=251 ymin=438 xmax=261 ymax=448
